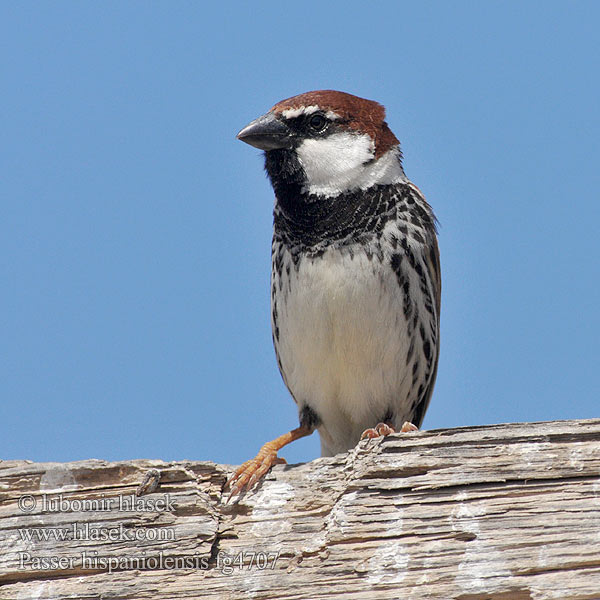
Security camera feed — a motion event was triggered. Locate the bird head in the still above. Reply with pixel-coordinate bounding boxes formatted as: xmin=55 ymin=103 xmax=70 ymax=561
xmin=237 ymin=90 xmax=405 ymax=198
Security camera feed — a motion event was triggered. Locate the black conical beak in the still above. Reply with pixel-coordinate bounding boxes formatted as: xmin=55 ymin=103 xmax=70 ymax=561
xmin=236 ymin=112 xmax=293 ymax=151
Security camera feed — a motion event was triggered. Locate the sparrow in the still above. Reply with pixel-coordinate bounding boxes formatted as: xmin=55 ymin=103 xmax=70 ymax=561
xmin=229 ymin=90 xmax=440 ymax=498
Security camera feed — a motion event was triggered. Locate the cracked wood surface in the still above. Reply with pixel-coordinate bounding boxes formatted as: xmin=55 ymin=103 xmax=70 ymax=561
xmin=1 ymin=419 xmax=600 ymax=599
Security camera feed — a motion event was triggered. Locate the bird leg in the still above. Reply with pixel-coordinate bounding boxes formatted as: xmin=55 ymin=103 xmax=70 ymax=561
xmin=360 ymin=420 xmax=418 ymax=440
xmin=226 ymin=424 xmax=313 ymax=502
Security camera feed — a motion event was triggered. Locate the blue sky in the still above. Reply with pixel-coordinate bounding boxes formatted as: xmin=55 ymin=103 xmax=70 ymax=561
xmin=2 ymin=2 xmax=599 ymax=467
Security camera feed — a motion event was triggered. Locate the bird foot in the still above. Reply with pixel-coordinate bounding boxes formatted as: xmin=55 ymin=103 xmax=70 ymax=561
xmin=360 ymin=420 xmax=418 ymax=441
xmin=226 ymin=445 xmax=287 ymax=502
xmin=225 ymin=424 xmax=312 ymax=503
xmin=361 ymin=422 xmax=396 ymax=439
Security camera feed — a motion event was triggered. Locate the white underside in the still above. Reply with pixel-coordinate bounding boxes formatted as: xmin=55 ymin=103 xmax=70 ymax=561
xmin=273 ymin=236 xmax=423 ymax=457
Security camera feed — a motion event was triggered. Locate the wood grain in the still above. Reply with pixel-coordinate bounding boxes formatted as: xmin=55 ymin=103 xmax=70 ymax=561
xmin=1 ymin=419 xmax=600 ymax=599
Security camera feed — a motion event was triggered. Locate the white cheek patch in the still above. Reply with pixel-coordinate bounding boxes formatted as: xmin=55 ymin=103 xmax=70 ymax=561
xmin=297 ymin=132 xmax=374 ymax=193
xmin=296 ymin=133 xmax=405 ymax=196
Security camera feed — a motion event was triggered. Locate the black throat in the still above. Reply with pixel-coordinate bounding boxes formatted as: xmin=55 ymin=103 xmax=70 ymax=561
xmin=265 ymin=148 xmax=403 ymax=256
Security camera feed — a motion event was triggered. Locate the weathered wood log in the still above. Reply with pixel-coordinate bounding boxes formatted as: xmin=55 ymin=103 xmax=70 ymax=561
xmin=1 ymin=419 xmax=600 ymax=599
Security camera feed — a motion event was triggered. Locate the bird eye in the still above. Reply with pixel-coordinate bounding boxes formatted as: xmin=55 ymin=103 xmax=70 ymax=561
xmin=308 ymin=114 xmax=327 ymax=132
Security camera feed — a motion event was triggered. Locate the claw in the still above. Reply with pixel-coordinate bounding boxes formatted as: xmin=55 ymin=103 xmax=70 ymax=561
xmin=400 ymin=421 xmax=418 ymax=433
xmin=226 ymin=452 xmax=287 ymax=502
xmin=246 ymin=456 xmax=286 ymax=491
xmin=361 ymin=422 xmax=396 ymax=440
